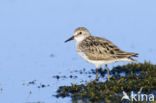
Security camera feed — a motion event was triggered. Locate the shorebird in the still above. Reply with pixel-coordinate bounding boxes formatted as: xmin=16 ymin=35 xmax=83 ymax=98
xmin=65 ymin=27 xmax=138 ymax=81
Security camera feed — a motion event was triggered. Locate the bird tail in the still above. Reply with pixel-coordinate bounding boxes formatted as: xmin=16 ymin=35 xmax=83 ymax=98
xmin=127 ymin=52 xmax=138 ymax=62
xmin=128 ymin=52 xmax=138 ymax=57
xmin=127 ymin=57 xmax=137 ymax=62
xmin=116 ymin=52 xmax=138 ymax=62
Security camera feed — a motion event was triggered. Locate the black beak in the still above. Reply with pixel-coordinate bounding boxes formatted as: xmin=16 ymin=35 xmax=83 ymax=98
xmin=64 ymin=36 xmax=74 ymax=43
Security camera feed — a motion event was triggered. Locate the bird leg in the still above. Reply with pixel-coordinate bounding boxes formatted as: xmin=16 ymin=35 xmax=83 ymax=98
xmin=95 ymin=68 xmax=99 ymax=81
xmin=105 ymin=64 xmax=110 ymax=81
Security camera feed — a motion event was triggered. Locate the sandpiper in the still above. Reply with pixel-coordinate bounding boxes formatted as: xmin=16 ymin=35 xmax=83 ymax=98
xmin=65 ymin=27 xmax=138 ymax=81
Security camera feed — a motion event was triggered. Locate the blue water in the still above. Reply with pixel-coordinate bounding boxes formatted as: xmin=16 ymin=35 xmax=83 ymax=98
xmin=0 ymin=0 xmax=156 ymax=103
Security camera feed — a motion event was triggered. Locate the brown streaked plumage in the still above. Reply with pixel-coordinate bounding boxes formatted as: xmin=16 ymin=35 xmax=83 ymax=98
xmin=65 ymin=27 xmax=138 ymax=81
xmin=78 ymin=36 xmax=138 ymax=61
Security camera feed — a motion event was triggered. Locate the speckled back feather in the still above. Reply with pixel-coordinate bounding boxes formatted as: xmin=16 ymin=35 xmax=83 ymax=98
xmin=78 ymin=36 xmax=138 ymax=61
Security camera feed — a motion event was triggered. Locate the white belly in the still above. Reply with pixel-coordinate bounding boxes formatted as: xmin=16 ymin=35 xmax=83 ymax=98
xmin=77 ymin=51 xmax=132 ymax=68
xmin=77 ymin=51 xmax=116 ymax=67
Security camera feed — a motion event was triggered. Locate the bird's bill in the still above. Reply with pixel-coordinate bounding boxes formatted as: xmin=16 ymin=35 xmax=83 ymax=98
xmin=64 ymin=36 xmax=74 ymax=43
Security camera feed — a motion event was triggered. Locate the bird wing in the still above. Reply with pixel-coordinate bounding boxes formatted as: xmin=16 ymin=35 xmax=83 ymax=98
xmin=79 ymin=36 xmax=137 ymax=61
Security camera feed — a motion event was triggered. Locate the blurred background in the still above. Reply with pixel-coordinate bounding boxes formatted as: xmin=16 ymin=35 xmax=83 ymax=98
xmin=0 ymin=0 xmax=156 ymax=103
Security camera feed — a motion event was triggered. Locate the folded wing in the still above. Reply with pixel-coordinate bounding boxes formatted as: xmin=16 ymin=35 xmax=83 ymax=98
xmin=79 ymin=36 xmax=138 ymax=61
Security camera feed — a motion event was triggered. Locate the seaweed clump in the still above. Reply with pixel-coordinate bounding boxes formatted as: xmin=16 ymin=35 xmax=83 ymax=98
xmin=56 ymin=61 xmax=156 ymax=103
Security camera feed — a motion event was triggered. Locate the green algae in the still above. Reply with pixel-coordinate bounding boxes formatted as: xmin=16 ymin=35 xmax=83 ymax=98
xmin=56 ymin=61 xmax=156 ymax=103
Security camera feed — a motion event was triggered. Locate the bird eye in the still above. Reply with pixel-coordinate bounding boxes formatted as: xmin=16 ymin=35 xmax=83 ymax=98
xmin=79 ymin=32 xmax=82 ymax=34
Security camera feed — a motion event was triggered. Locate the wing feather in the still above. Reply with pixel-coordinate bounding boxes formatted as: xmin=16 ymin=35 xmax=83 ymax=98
xmin=78 ymin=36 xmax=138 ymax=61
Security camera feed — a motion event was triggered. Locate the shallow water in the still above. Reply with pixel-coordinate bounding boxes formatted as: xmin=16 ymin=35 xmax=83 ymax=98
xmin=0 ymin=0 xmax=156 ymax=103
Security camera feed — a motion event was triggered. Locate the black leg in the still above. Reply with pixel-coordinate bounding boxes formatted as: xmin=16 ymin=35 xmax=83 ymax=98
xmin=95 ymin=68 xmax=99 ymax=81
